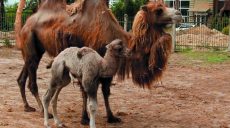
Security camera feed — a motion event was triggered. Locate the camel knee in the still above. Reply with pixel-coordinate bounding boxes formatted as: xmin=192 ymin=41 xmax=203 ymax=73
xmin=17 ymin=78 xmax=25 ymax=88
xmin=87 ymin=98 xmax=97 ymax=113
xmin=17 ymin=69 xmax=28 ymax=87
xmin=42 ymin=89 xmax=53 ymax=106
xmin=28 ymin=83 xmax=38 ymax=96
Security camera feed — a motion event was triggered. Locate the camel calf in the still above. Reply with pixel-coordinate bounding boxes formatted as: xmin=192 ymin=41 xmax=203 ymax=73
xmin=42 ymin=39 xmax=129 ymax=128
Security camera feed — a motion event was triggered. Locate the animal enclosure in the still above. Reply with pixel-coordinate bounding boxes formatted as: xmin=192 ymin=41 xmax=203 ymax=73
xmin=0 ymin=13 xmax=229 ymax=51
xmin=0 ymin=48 xmax=230 ymax=127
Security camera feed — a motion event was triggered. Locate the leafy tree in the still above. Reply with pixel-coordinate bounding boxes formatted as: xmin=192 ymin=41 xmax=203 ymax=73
xmin=0 ymin=0 xmax=7 ymax=29
xmin=111 ymin=0 xmax=148 ymax=30
xmin=111 ymin=0 xmax=148 ymax=18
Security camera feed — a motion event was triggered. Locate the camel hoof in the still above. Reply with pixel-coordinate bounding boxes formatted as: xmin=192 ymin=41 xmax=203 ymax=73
xmin=81 ymin=118 xmax=89 ymax=125
xmin=44 ymin=125 xmax=51 ymax=128
xmin=40 ymin=112 xmax=53 ymax=119
xmin=24 ymin=106 xmax=36 ymax=112
xmin=107 ymin=116 xmax=121 ymax=123
xmin=48 ymin=113 xmax=53 ymax=119
xmin=57 ymin=123 xmax=67 ymax=128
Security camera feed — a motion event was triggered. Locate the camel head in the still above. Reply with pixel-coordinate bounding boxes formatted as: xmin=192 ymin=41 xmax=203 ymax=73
xmin=106 ymin=39 xmax=130 ymax=58
xmin=140 ymin=1 xmax=182 ymax=28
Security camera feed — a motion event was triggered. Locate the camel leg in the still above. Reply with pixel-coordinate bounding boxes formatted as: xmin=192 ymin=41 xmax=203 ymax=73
xmin=27 ymin=54 xmax=44 ymax=113
xmin=100 ymin=77 xmax=121 ymax=123
xmin=83 ymin=77 xmax=99 ymax=128
xmin=80 ymin=84 xmax=90 ymax=125
xmin=43 ymin=87 xmax=56 ymax=128
xmin=17 ymin=64 xmax=35 ymax=112
xmin=87 ymin=94 xmax=97 ymax=128
xmin=51 ymin=87 xmax=64 ymax=127
xmin=51 ymin=66 xmax=71 ymax=127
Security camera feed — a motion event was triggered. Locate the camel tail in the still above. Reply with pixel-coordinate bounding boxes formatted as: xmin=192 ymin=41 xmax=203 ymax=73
xmin=15 ymin=0 xmax=26 ymax=49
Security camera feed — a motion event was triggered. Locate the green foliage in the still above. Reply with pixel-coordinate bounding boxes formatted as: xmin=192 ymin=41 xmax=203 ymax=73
xmin=5 ymin=4 xmax=17 ymax=12
xmin=211 ymin=15 xmax=229 ymax=31
xmin=111 ymin=0 xmax=148 ymax=30
xmin=111 ymin=0 xmax=148 ymax=18
xmin=2 ymin=38 xmax=12 ymax=47
xmin=1 ymin=3 xmax=32 ymax=31
xmin=182 ymin=51 xmax=230 ymax=64
xmin=222 ymin=25 xmax=229 ymax=35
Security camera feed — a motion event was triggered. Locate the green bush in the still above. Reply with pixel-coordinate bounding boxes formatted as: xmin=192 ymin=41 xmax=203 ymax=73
xmin=111 ymin=0 xmax=148 ymax=31
xmin=211 ymin=15 xmax=229 ymax=31
xmin=222 ymin=25 xmax=229 ymax=35
xmin=111 ymin=0 xmax=148 ymax=18
xmin=2 ymin=38 xmax=12 ymax=47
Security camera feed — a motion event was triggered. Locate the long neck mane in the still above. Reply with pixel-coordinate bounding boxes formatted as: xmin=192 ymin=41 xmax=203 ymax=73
xmin=129 ymin=10 xmax=172 ymax=88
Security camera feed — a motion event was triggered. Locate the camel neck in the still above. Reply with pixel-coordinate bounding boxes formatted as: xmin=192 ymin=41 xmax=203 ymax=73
xmin=100 ymin=51 xmax=119 ymax=77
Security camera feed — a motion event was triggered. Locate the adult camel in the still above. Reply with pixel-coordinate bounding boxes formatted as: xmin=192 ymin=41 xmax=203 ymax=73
xmin=15 ymin=0 xmax=182 ymax=125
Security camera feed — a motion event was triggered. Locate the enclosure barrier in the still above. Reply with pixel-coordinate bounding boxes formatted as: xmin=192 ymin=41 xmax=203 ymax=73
xmin=0 ymin=12 xmax=229 ymax=52
xmin=0 ymin=11 xmax=31 ymax=46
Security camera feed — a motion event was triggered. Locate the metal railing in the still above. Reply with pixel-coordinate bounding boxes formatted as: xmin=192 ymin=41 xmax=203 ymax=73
xmin=1 ymin=12 xmax=229 ymax=51
xmin=0 ymin=11 xmax=31 ymax=45
xmin=175 ymin=15 xmax=230 ymax=51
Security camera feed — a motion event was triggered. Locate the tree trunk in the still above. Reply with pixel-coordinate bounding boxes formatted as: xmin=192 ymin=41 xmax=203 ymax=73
xmin=15 ymin=0 xmax=26 ymax=48
xmin=219 ymin=0 xmax=230 ymax=16
xmin=0 ymin=0 xmax=5 ymax=30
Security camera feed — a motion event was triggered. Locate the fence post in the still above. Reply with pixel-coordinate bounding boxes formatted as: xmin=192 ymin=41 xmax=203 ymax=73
xmin=228 ymin=17 xmax=230 ymax=52
xmin=124 ymin=14 xmax=128 ymax=32
xmin=172 ymin=24 xmax=176 ymax=52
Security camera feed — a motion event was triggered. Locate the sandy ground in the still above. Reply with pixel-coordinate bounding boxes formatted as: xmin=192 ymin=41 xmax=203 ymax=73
xmin=0 ymin=47 xmax=230 ymax=128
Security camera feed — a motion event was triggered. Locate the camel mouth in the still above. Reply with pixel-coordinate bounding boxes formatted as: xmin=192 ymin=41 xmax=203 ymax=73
xmin=172 ymin=15 xmax=183 ymax=24
xmin=166 ymin=8 xmax=183 ymax=24
xmin=123 ymin=48 xmax=131 ymax=57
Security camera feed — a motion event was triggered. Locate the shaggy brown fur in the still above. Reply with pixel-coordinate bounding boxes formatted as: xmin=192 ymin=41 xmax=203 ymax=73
xmin=15 ymin=0 xmax=181 ymax=124
xmin=16 ymin=0 xmax=130 ymax=124
xmin=130 ymin=2 xmax=173 ymax=87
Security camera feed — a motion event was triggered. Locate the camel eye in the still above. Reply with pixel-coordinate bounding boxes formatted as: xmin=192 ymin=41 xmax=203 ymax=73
xmin=117 ymin=47 xmax=123 ymax=52
xmin=156 ymin=8 xmax=163 ymax=16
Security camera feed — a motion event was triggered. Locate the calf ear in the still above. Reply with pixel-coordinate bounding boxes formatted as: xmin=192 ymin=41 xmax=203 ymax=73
xmin=141 ymin=5 xmax=148 ymax=12
xmin=106 ymin=44 xmax=110 ymax=49
xmin=114 ymin=45 xmax=122 ymax=50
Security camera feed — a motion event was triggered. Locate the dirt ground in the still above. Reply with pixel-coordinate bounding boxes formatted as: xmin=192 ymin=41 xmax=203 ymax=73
xmin=0 ymin=47 xmax=230 ymax=128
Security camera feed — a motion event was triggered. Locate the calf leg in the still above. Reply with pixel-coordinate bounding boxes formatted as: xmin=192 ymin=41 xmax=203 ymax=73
xmin=80 ymin=84 xmax=90 ymax=125
xmin=87 ymin=95 xmax=97 ymax=128
xmin=51 ymin=87 xmax=64 ymax=127
xmin=51 ymin=65 xmax=71 ymax=127
xmin=100 ymin=77 xmax=121 ymax=123
xmin=43 ymin=87 xmax=56 ymax=128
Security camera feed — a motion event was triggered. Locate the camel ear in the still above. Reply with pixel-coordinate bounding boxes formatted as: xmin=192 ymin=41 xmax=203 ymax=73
xmin=114 ymin=45 xmax=122 ymax=50
xmin=141 ymin=5 xmax=148 ymax=12
xmin=106 ymin=44 xmax=110 ymax=49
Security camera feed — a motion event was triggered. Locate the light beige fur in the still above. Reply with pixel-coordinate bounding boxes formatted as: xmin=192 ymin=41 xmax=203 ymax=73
xmin=42 ymin=39 xmax=129 ymax=128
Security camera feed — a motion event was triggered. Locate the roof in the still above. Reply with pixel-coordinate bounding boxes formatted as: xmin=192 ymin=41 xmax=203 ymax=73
xmin=189 ymin=0 xmax=211 ymax=12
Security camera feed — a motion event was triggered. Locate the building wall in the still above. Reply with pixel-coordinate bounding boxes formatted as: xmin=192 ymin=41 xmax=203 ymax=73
xmin=164 ymin=0 xmax=190 ymax=18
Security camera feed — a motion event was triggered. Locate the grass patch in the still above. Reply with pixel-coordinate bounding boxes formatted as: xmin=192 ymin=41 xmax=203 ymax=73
xmin=181 ymin=51 xmax=230 ymax=64
xmin=2 ymin=38 xmax=12 ymax=47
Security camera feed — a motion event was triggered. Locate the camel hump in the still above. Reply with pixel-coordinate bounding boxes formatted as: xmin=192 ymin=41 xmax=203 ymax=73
xmin=77 ymin=47 xmax=95 ymax=58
